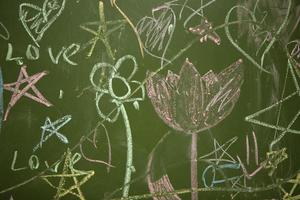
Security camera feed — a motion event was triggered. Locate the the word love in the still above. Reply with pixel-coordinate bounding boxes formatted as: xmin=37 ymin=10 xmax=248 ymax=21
xmin=10 ymin=150 xmax=82 ymax=173
xmin=11 ymin=150 xmax=62 ymax=172
xmin=6 ymin=43 xmax=80 ymax=66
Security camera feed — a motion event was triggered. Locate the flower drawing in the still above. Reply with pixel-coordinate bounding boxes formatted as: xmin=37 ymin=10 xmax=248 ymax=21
xmin=89 ymin=55 xmax=145 ymax=197
xmin=90 ymin=55 xmax=145 ymax=123
xmin=146 ymin=58 xmax=244 ymax=134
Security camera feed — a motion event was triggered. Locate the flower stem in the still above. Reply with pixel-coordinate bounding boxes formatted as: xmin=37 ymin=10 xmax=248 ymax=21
xmin=191 ymin=133 xmax=198 ymax=200
xmin=120 ymin=104 xmax=133 ymax=197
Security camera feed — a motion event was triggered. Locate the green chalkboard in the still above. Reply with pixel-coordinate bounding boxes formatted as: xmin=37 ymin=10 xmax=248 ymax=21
xmin=0 ymin=0 xmax=300 ymax=199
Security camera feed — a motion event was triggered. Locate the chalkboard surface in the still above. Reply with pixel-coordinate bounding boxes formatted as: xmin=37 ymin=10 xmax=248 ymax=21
xmin=0 ymin=0 xmax=300 ymax=200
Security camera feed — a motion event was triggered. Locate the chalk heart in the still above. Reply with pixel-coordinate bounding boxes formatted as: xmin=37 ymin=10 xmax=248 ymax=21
xmin=136 ymin=6 xmax=175 ymax=62
xmin=19 ymin=0 xmax=66 ymax=46
xmin=225 ymin=0 xmax=290 ymax=73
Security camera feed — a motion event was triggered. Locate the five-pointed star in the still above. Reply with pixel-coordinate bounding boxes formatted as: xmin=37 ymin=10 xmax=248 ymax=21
xmin=200 ymin=136 xmax=238 ymax=165
xmin=33 ymin=115 xmax=72 ymax=152
xmin=200 ymin=137 xmax=242 ymax=188
xmin=3 ymin=66 xmax=52 ymax=121
xmin=80 ymin=1 xmax=126 ymax=59
xmin=280 ymin=173 xmax=300 ymax=199
xmin=245 ymin=60 xmax=300 ymax=136
xmin=41 ymin=149 xmax=94 ymax=200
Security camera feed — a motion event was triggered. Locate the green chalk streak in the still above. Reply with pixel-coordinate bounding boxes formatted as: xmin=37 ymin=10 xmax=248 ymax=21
xmin=120 ymin=104 xmax=133 ymax=197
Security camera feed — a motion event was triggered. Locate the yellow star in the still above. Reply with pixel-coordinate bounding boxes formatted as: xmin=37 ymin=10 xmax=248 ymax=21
xmin=41 ymin=149 xmax=94 ymax=200
xmin=80 ymin=1 xmax=126 ymax=60
xmin=280 ymin=173 xmax=300 ymax=200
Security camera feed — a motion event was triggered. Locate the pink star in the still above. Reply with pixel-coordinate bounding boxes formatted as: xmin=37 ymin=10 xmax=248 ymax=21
xmin=3 ymin=66 xmax=52 ymax=121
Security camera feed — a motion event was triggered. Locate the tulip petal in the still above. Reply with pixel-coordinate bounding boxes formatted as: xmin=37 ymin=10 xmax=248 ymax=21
xmin=165 ymin=70 xmax=179 ymax=89
xmin=198 ymin=70 xmax=221 ymax=130
xmin=204 ymin=59 xmax=244 ymax=126
xmin=217 ymin=59 xmax=243 ymax=110
xmin=176 ymin=59 xmax=204 ymax=133
xmin=201 ymin=70 xmax=220 ymax=108
xmin=146 ymin=72 xmax=182 ymax=131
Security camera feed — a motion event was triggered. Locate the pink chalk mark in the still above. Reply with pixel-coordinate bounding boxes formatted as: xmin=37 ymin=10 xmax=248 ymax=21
xmin=3 ymin=66 xmax=52 ymax=121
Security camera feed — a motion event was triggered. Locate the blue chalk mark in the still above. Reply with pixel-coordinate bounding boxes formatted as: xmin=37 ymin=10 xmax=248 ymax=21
xmin=202 ymin=163 xmax=241 ymax=188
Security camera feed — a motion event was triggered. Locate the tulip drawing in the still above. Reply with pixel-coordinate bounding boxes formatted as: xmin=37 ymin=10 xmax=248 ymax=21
xmin=146 ymin=58 xmax=243 ymax=200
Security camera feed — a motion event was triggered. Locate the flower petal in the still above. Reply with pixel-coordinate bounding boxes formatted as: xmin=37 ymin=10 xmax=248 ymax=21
xmin=201 ymin=70 xmax=220 ymax=108
xmin=123 ymin=80 xmax=145 ymax=103
xmin=95 ymin=92 xmax=120 ymax=123
xmin=146 ymin=71 xmax=182 ymax=131
xmin=114 ymin=55 xmax=138 ymax=81
xmin=204 ymin=59 xmax=244 ymax=127
xmin=165 ymin=70 xmax=179 ymax=89
xmin=193 ymin=70 xmax=221 ymax=131
xmin=90 ymin=62 xmax=115 ymax=93
xmin=176 ymin=59 xmax=204 ymax=133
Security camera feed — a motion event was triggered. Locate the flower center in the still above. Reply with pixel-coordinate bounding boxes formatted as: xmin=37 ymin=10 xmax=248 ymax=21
xmin=109 ymin=76 xmax=131 ymax=100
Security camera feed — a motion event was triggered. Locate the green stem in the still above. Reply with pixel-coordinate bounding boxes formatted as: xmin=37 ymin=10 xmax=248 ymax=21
xmin=120 ymin=104 xmax=133 ymax=197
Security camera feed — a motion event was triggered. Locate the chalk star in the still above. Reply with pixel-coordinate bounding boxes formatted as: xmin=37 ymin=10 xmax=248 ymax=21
xmin=245 ymin=60 xmax=300 ymax=138
xmin=41 ymin=149 xmax=94 ymax=200
xmin=3 ymin=66 xmax=52 ymax=121
xmin=189 ymin=19 xmax=221 ymax=45
xmin=33 ymin=115 xmax=72 ymax=152
xmin=200 ymin=137 xmax=242 ymax=189
xmin=200 ymin=136 xmax=238 ymax=165
xmin=280 ymin=172 xmax=300 ymax=200
xmin=80 ymin=1 xmax=126 ymax=59
xmin=264 ymin=148 xmax=288 ymax=176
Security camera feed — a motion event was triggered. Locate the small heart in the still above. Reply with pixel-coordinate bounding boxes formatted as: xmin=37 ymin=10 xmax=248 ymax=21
xmin=225 ymin=0 xmax=291 ymax=73
xmin=19 ymin=0 xmax=66 ymax=46
xmin=136 ymin=6 xmax=176 ymax=67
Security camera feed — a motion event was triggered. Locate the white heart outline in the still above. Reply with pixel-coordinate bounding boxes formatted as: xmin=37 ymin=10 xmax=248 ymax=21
xmin=224 ymin=0 xmax=291 ymax=73
xmin=19 ymin=0 xmax=66 ymax=46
